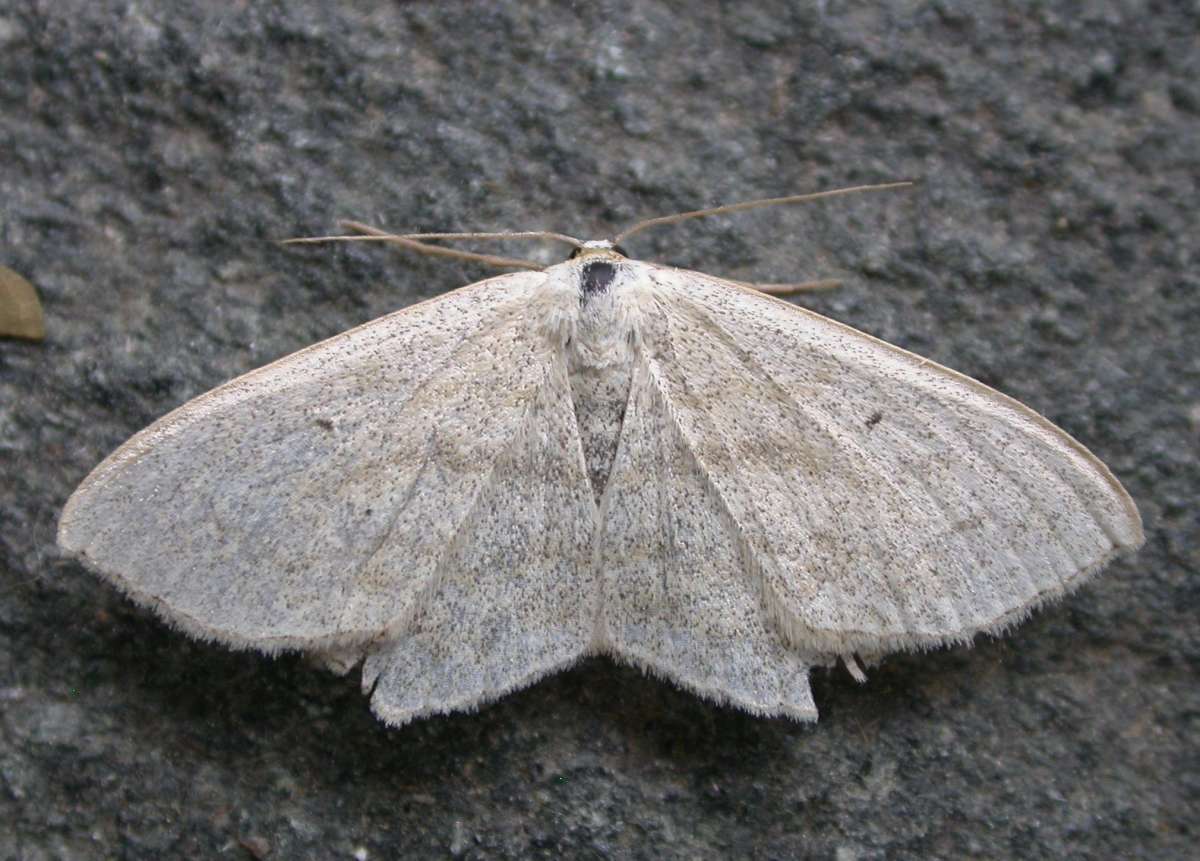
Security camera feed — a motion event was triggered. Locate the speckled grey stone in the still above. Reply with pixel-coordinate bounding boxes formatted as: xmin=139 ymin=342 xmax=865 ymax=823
xmin=2 ymin=2 xmax=1196 ymax=859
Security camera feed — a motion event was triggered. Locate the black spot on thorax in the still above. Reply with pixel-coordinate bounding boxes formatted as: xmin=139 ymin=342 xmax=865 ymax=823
xmin=580 ymin=261 xmax=616 ymax=297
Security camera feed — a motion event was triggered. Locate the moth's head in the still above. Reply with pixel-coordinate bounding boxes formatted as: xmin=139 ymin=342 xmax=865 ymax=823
xmin=568 ymin=240 xmax=632 ymax=301
xmin=568 ymin=239 xmax=630 ymax=260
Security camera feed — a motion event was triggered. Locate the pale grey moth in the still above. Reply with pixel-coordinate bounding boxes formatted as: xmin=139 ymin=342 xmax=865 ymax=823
xmin=58 ymin=184 xmax=1144 ymax=725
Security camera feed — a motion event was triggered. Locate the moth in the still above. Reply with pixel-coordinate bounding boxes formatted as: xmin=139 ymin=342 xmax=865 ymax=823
xmin=58 ymin=184 xmax=1144 ymax=725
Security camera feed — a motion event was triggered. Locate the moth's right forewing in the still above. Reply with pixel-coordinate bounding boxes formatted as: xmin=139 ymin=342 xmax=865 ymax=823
xmin=642 ymin=266 xmax=1142 ymax=658
xmin=58 ymin=271 xmax=563 ymax=654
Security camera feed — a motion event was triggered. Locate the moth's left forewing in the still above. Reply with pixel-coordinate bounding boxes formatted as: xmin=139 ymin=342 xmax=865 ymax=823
xmin=57 ymin=271 xmax=593 ymax=660
xmin=636 ymin=264 xmax=1143 ymax=658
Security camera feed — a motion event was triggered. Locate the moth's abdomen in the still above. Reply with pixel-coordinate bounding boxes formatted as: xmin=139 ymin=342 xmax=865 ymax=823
xmin=568 ymin=361 xmax=634 ymax=504
xmin=560 ymin=257 xmax=647 ymax=503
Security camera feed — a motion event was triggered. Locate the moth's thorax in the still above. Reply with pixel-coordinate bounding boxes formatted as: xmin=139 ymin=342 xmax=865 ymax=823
xmin=559 ymin=250 xmax=647 ymax=371
xmin=555 ymin=246 xmax=645 ymax=503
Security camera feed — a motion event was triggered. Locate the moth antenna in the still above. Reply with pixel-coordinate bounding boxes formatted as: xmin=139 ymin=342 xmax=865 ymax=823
xmin=340 ymin=222 xmax=584 ymax=249
xmin=613 ymin=180 xmax=916 ymax=244
xmin=734 ymin=278 xmax=843 ymax=295
xmin=282 ymin=221 xmax=586 ymax=272
xmin=283 ymin=232 xmax=545 ymax=272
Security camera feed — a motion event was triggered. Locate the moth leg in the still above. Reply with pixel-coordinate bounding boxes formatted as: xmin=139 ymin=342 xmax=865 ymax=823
xmin=841 ymin=653 xmax=868 ymax=684
xmin=310 ymin=643 xmax=367 ymax=676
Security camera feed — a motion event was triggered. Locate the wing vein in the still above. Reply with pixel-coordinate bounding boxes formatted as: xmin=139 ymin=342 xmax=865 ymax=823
xmin=331 ymin=302 xmax=533 ymax=635
xmin=660 ymin=288 xmax=924 ymax=635
xmin=380 ymin=363 xmax=554 ymax=642
xmin=639 ymin=303 xmax=784 ymax=627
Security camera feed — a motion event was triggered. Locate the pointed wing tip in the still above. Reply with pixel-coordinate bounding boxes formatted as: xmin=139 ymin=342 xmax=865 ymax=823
xmin=57 ymin=478 xmax=100 ymax=554
xmin=56 ymin=510 xmax=86 ymax=559
xmin=1104 ymin=477 xmax=1146 ymax=553
xmin=1121 ymin=525 xmax=1147 ymax=554
xmin=1120 ymin=507 xmax=1148 ymax=553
